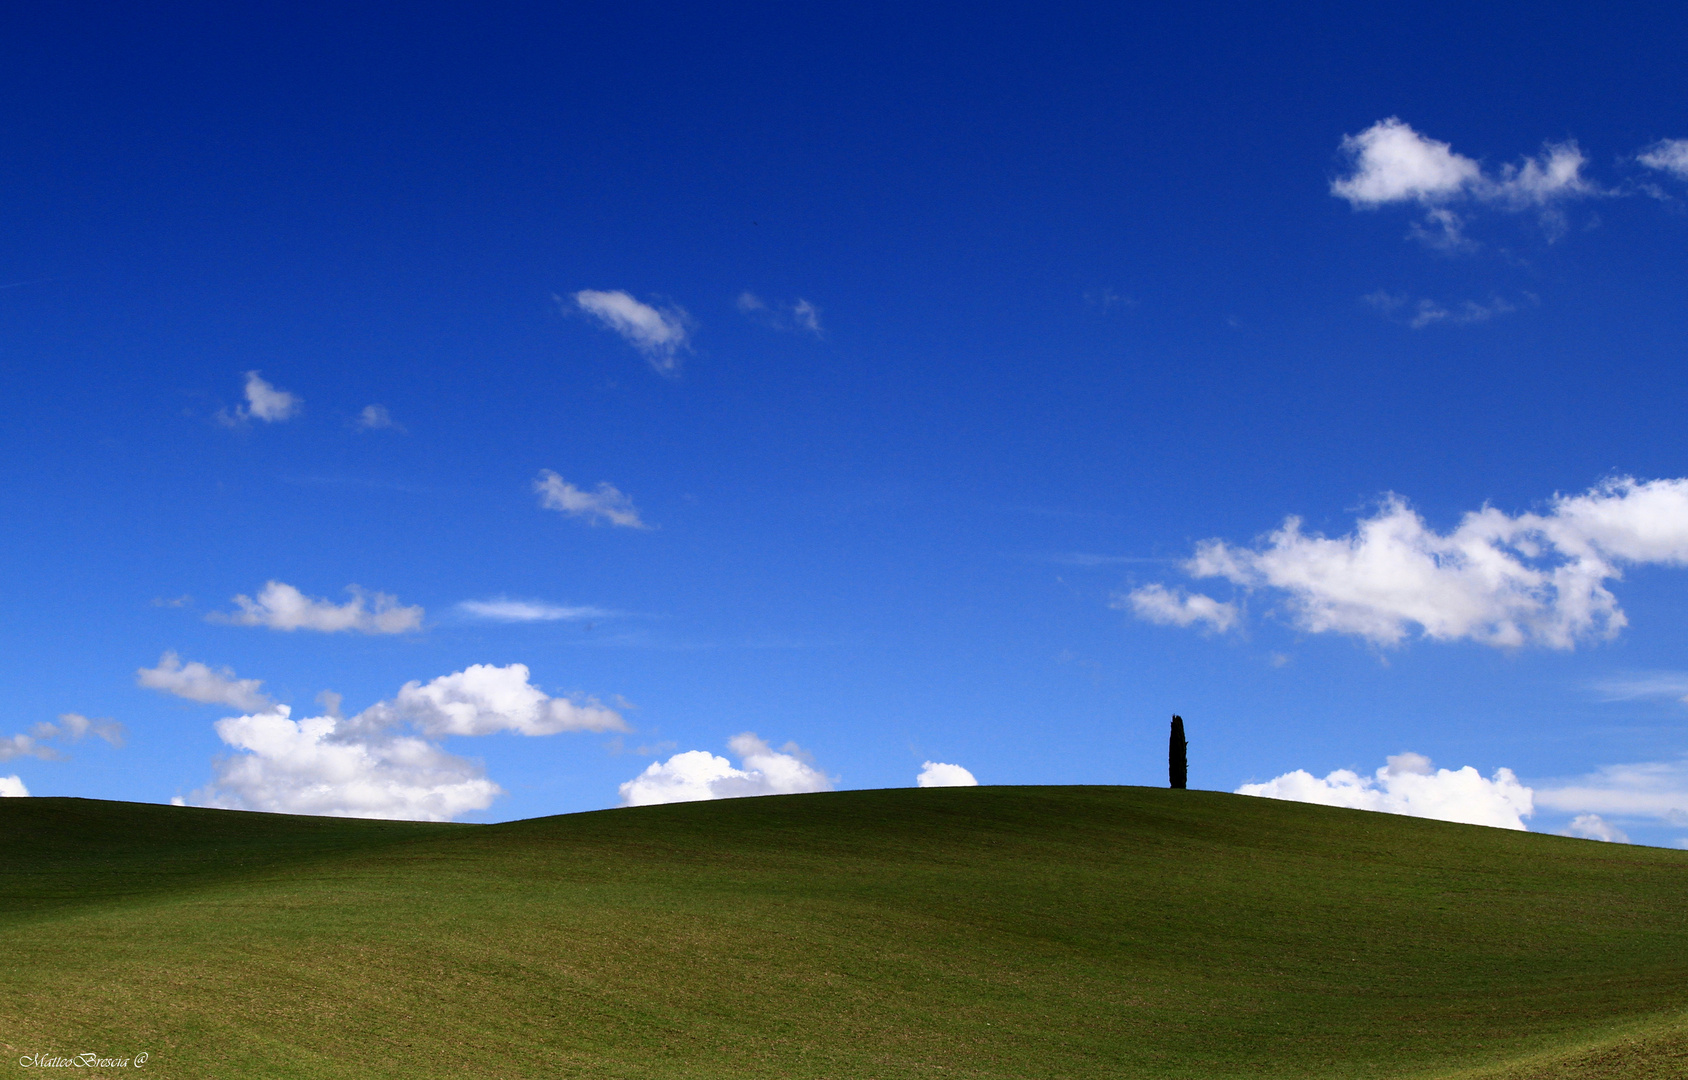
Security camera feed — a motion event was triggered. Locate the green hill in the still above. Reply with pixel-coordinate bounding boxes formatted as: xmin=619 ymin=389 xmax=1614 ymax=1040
xmin=3 ymin=787 xmax=1687 ymax=1079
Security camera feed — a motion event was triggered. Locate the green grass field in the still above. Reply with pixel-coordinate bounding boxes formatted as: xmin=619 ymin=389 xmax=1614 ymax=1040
xmin=4 ymin=787 xmax=1688 ymax=1079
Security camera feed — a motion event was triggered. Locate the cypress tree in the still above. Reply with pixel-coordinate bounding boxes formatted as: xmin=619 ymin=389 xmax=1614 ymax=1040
xmin=1169 ymin=714 xmax=1187 ymax=789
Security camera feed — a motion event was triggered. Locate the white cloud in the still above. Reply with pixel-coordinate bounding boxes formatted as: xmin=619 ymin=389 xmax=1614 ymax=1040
xmin=456 ymin=598 xmax=611 ymax=622
xmin=193 ymin=662 xmax=626 ymax=821
xmin=619 ymin=733 xmax=834 ymax=806
xmin=1115 ymin=584 xmax=1238 ymax=633
xmin=916 ymin=761 xmax=978 ymax=787
xmin=1237 ymin=752 xmax=1533 ymax=830
xmin=1366 ymin=291 xmax=1521 ymax=330
xmin=211 ymin=581 xmax=424 ymax=634
xmin=0 ymin=712 xmax=125 ymax=764
xmin=196 ymin=705 xmax=502 ymax=821
xmin=138 ymin=651 xmax=273 ymax=710
xmin=1534 ymin=757 xmax=1688 ymax=822
xmin=791 ymin=299 xmax=822 ymax=335
xmin=0 ymin=776 xmax=27 ymax=797
xmin=356 ymin=663 xmax=627 ymax=737
xmin=571 ymin=289 xmax=689 ymax=374
xmin=1332 ymin=118 xmax=1482 ymax=206
xmin=33 ymin=713 xmax=124 ymax=747
xmin=1561 ymin=814 xmax=1628 ymax=843
xmin=1638 ymin=139 xmax=1688 ymax=181
xmin=534 ymin=470 xmax=648 ymax=529
xmin=355 ymin=404 xmax=403 ymax=431
xmin=1332 ymin=119 xmax=1597 ymax=243
xmin=0 ymin=734 xmax=59 ymax=762
xmin=218 ymin=371 xmax=302 ymax=426
xmin=1142 ymin=477 xmax=1688 ymax=649
xmin=738 ymin=291 xmax=824 ymax=336
xmin=1590 ymin=671 xmax=1688 ymax=703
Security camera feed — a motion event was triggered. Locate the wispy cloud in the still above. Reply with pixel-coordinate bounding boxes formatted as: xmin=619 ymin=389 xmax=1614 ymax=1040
xmin=0 ymin=712 xmax=126 ymax=763
xmin=138 ymin=651 xmax=273 ymax=710
xmin=570 ymin=289 xmax=690 ymax=374
xmin=1132 ymin=477 xmax=1688 ymax=649
xmin=1637 ymin=139 xmax=1688 ymax=181
xmin=619 ymin=733 xmax=834 ymax=806
xmin=1534 ymin=757 xmax=1688 ymax=823
xmin=1363 ymin=290 xmax=1525 ymax=329
xmin=210 ymin=581 xmax=425 ymax=634
xmin=1238 ymin=752 xmax=1533 ymax=830
xmin=1590 ymin=672 xmax=1688 ymax=703
xmin=217 ymin=370 xmax=302 ymax=426
xmin=354 ymin=404 xmax=404 ymax=432
xmin=737 ymin=291 xmax=825 ymax=337
xmin=456 ymin=598 xmax=613 ymax=623
xmin=534 ymin=470 xmax=649 ymax=529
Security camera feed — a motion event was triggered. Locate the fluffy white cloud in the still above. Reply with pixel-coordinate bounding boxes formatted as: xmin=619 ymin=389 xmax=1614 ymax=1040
xmin=534 ymin=470 xmax=648 ymax=529
xmin=193 ymin=662 xmax=625 ymax=820
xmin=1116 ymin=584 xmax=1238 ymax=633
xmin=358 ymin=663 xmax=627 ymax=737
xmin=218 ymin=371 xmax=302 ymax=426
xmin=1334 ymin=118 xmax=1594 ymax=209
xmin=0 ymin=776 xmax=27 ymax=797
xmin=1638 ymin=139 xmax=1688 ymax=180
xmin=1138 ymin=477 xmax=1688 ymax=649
xmin=1332 ymin=118 xmax=1482 ymax=206
xmin=212 ymin=581 xmax=424 ymax=634
xmin=1238 ymin=752 xmax=1533 ymax=830
xmin=1562 ymin=814 xmax=1628 ymax=843
xmin=916 ymin=761 xmax=977 ymax=787
xmin=572 ymin=289 xmax=689 ymax=374
xmin=1332 ymin=119 xmax=1596 ymax=244
xmin=138 ymin=651 xmax=273 ymax=710
xmin=619 ymin=733 xmax=834 ymax=807
xmin=456 ymin=598 xmax=610 ymax=622
xmin=196 ymin=705 xmax=502 ymax=821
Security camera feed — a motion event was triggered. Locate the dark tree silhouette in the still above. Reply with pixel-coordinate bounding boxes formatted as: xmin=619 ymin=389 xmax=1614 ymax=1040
xmin=1169 ymin=715 xmax=1187 ymax=790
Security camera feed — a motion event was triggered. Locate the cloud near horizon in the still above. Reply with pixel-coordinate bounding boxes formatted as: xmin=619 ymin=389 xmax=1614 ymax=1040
xmin=1129 ymin=477 xmax=1688 ymax=649
xmin=619 ymin=733 xmax=834 ymax=806
xmin=916 ymin=761 xmax=977 ymax=787
xmin=211 ymin=581 xmax=424 ymax=634
xmin=194 ymin=663 xmax=626 ymax=820
xmin=0 ymin=776 xmax=26 ymax=797
xmin=534 ymin=470 xmax=648 ymax=529
xmin=571 ymin=289 xmax=690 ymax=374
xmin=1237 ymin=752 xmax=1533 ymax=830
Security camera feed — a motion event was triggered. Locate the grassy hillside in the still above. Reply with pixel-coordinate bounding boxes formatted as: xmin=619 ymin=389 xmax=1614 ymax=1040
xmin=3 ymin=787 xmax=1687 ymax=1079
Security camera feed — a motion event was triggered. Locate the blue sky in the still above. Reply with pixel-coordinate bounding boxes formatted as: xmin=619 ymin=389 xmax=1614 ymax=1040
xmin=7 ymin=2 xmax=1688 ymax=842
